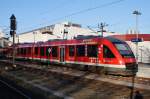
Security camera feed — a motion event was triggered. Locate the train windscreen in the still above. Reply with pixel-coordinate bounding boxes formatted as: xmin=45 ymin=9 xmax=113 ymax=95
xmin=114 ymin=43 xmax=135 ymax=58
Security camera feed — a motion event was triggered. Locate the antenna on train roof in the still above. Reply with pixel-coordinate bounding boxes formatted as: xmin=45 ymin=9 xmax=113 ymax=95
xmin=74 ymin=35 xmax=101 ymax=40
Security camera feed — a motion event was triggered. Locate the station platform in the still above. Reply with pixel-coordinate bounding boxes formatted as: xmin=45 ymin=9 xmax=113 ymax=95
xmin=137 ymin=63 xmax=150 ymax=78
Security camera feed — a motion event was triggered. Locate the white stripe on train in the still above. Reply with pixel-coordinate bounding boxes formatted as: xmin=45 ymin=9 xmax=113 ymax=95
xmin=16 ymin=57 xmax=126 ymax=69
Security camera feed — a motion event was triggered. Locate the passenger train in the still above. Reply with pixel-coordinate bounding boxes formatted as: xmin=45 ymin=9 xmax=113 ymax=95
xmin=5 ymin=35 xmax=138 ymax=75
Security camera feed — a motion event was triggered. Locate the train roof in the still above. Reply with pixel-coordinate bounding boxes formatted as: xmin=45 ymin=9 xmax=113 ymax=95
xmin=105 ymin=37 xmax=125 ymax=43
xmin=16 ymin=35 xmax=124 ymax=47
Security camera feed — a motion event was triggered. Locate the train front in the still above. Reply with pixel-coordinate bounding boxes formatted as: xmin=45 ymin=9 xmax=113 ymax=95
xmin=105 ymin=37 xmax=138 ymax=75
xmin=113 ymin=39 xmax=138 ymax=75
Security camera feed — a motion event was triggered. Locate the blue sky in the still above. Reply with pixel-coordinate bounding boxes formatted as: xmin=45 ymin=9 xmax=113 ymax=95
xmin=0 ymin=0 xmax=149 ymax=34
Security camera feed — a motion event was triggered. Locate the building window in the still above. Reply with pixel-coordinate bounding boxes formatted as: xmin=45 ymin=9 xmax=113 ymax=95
xmin=52 ymin=46 xmax=58 ymax=57
xmin=69 ymin=46 xmax=75 ymax=57
xmin=35 ymin=47 xmax=38 ymax=55
xmin=40 ymin=47 xmax=45 ymax=56
xmin=103 ymin=45 xmax=115 ymax=58
xmin=76 ymin=45 xmax=85 ymax=56
xmin=87 ymin=45 xmax=98 ymax=57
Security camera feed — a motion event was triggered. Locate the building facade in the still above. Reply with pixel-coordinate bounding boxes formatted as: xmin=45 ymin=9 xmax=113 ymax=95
xmin=10 ymin=22 xmax=95 ymax=43
xmin=9 ymin=22 xmax=115 ymax=43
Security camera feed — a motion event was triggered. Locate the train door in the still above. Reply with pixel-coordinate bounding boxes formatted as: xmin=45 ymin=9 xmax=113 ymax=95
xmin=103 ymin=45 xmax=115 ymax=64
xmin=60 ymin=46 xmax=65 ymax=62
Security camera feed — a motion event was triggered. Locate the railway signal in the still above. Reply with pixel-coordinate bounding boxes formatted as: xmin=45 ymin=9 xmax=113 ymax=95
xmin=10 ymin=14 xmax=17 ymax=68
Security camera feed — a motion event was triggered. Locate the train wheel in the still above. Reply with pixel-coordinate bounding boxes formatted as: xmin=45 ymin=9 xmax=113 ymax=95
xmin=84 ymin=65 xmax=88 ymax=71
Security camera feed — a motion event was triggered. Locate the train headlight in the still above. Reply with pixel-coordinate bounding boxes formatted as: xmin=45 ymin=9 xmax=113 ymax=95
xmin=119 ymin=60 xmax=123 ymax=64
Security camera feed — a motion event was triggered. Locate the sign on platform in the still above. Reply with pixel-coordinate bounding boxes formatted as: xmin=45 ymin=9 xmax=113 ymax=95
xmin=131 ymin=38 xmax=143 ymax=42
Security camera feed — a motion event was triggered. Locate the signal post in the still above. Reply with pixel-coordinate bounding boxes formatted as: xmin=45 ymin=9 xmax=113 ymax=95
xmin=10 ymin=14 xmax=17 ymax=68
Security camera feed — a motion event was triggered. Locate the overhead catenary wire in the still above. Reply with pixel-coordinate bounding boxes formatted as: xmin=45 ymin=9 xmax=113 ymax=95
xmin=39 ymin=0 xmax=70 ymax=15
xmin=19 ymin=0 xmax=127 ymax=33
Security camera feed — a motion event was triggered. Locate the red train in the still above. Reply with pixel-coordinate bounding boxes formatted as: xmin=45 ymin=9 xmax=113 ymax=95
xmin=0 ymin=48 xmax=8 ymax=58
xmin=7 ymin=36 xmax=138 ymax=75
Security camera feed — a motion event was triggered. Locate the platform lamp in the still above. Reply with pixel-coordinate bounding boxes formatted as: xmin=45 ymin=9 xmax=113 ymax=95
xmin=130 ymin=10 xmax=141 ymax=99
xmin=133 ymin=10 xmax=141 ymax=64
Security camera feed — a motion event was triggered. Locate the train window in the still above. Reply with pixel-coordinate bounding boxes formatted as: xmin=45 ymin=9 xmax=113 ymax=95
xmin=21 ymin=48 xmax=23 ymax=54
xmin=40 ymin=47 xmax=45 ymax=56
xmin=25 ymin=48 xmax=27 ymax=55
xmin=87 ymin=45 xmax=98 ymax=57
xmin=103 ymin=45 xmax=115 ymax=58
xmin=17 ymin=48 xmax=20 ymax=54
xmin=27 ymin=47 xmax=31 ymax=55
xmin=19 ymin=48 xmax=21 ymax=54
xmin=35 ymin=47 xmax=38 ymax=55
xmin=69 ymin=46 xmax=75 ymax=57
xmin=77 ymin=45 xmax=85 ymax=56
xmin=23 ymin=48 xmax=27 ymax=55
xmin=46 ymin=46 xmax=51 ymax=56
xmin=22 ymin=48 xmax=24 ymax=55
xmin=52 ymin=46 xmax=58 ymax=57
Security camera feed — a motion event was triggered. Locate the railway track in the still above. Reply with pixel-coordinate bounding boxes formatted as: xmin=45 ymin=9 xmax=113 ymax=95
xmin=0 ymin=77 xmax=31 ymax=99
xmin=0 ymin=59 xmax=150 ymax=89
xmin=0 ymin=59 xmax=150 ymax=99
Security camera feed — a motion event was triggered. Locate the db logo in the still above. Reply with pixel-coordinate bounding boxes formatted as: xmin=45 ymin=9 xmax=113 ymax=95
xmin=48 ymin=48 xmax=52 ymax=53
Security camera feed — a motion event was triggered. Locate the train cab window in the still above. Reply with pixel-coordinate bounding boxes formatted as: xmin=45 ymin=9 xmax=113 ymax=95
xmin=87 ymin=45 xmax=98 ymax=57
xmin=35 ymin=47 xmax=38 ymax=55
xmin=114 ymin=43 xmax=135 ymax=58
xmin=40 ymin=47 xmax=45 ymax=56
xmin=77 ymin=45 xmax=85 ymax=56
xmin=52 ymin=46 xmax=58 ymax=57
xmin=103 ymin=45 xmax=115 ymax=58
xmin=69 ymin=46 xmax=75 ymax=57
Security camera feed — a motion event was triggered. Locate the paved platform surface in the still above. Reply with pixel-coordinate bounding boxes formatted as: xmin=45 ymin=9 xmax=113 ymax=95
xmin=137 ymin=63 xmax=150 ymax=78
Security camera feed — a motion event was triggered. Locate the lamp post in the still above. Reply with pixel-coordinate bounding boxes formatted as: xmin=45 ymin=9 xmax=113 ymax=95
xmin=133 ymin=10 xmax=141 ymax=63
xmin=130 ymin=10 xmax=141 ymax=99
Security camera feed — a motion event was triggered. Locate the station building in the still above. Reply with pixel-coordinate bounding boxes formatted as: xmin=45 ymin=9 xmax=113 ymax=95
xmin=10 ymin=22 xmax=96 ymax=43
xmin=0 ymin=31 xmax=11 ymax=48
xmin=9 ymin=22 xmax=114 ymax=43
